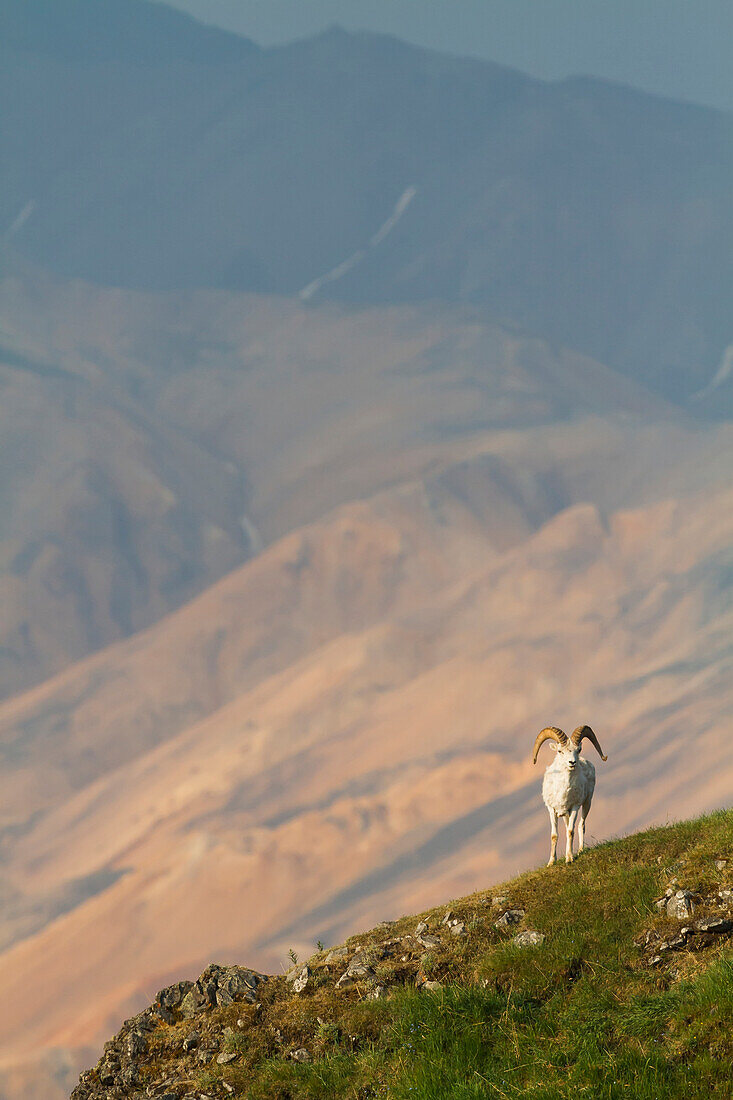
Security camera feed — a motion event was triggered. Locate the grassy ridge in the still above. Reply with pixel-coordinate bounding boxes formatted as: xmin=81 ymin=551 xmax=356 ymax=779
xmin=83 ymin=810 xmax=733 ymax=1099
xmin=232 ymin=811 xmax=733 ymax=1099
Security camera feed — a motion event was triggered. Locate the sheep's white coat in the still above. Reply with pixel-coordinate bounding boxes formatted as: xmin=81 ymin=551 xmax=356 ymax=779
xmin=541 ymin=745 xmax=596 ymax=864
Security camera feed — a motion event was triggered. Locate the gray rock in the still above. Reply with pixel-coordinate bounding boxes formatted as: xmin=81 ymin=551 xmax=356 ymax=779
xmin=495 ymin=909 xmax=525 ymax=930
xmin=715 ymin=859 xmax=728 ymax=871
xmin=156 ymin=981 xmax=194 ymax=1011
xmin=666 ymin=890 xmax=697 ymax=920
xmin=126 ymin=1031 xmax=148 ymax=1059
xmin=216 ymin=1052 xmax=238 ymax=1065
xmin=292 ymin=965 xmax=310 ymax=993
xmin=367 ymin=985 xmax=388 ymax=1000
xmin=441 ymin=911 xmax=453 ymax=925
xmin=325 ymin=946 xmax=349 ymax=964
xmin=416 ymin=932 xmax=441 ymax=949
xmin=347 ymin=962 xmax=374 ymax=980
xmin=291 ymin=1048 xmax=311 ymax=1063
xmin=415 ymin=921 xmax=428 ymax=935
xmin=182 ymin=1034 xmax=200 ymax=1053
xmin=336 ymin=952 xmax=377 ymax=988
xmin=694 ymin=917 xmax=733 ymax=934
xmin=513 ymin=930 xmax=545 ymax=948
xmin=450 ymin=922 xmax=466 ymax=936
xmin=181 ymin=987 xmax=208 ymax=1018
xmin=422 ymin=980 xmax=444 ymax=992
xmin=213 ymin=964 xmax=264 ymax=1004
xmin=659 ymin=935 xmax=687 ymax=952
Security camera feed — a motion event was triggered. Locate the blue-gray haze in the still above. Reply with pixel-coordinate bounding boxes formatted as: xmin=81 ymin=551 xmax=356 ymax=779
xmin=156 ymin=0 xmax=733 ymax=112
xmin=2 ymin=0 xmax=732 ymax=412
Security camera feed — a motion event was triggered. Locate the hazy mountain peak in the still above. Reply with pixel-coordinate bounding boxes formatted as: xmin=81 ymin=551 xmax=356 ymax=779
xmin=2 ymin=0 xmax=732 ymax=404
xmin=0 ymin=0 xmax=258 ymax=63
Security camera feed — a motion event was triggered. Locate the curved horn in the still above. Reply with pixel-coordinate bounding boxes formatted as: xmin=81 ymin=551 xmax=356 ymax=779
xmin=571 ymin=725 xmax=607 ymax=761
xmin=532 ymin=726 xmax=567 ymax=764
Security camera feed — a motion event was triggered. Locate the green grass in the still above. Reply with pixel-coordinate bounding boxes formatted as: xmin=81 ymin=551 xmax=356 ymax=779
xmin=114 ymin=810 xmax=733 ymax=1099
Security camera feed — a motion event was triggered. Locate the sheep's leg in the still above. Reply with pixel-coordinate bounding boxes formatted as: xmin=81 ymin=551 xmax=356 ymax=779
xmin=547 ymin=808 xmax=559 ymax=866
xmin=565 ymin=807 xmax=579 ymax=863
xmin=578 ymin=798 xmax=592 ymax=853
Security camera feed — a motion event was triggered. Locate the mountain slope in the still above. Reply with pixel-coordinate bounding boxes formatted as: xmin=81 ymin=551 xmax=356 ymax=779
xmin=2 ymin=1 xmax=732 ymax=402
xmin=0 ymin=271 xmax=683 ymax=701
xmin=0 ymin=322 xmax=249 ymax=702
xmin=68 ymin=809 xmax=733 ymax=1099
xmin=0 ymin=472 xmax=730 ymax=1096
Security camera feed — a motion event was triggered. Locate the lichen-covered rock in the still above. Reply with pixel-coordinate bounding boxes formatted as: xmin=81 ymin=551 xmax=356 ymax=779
xmin=666 ymin=890 xmax=697 ymax=920
xmin=695 ymin=917 xmax=733 ymax=934
xmin=495 ymin=909 xmax=525 ymax=930
xmin=659 ymin=934 xmax=688 ymax=952
xmin=292 ymin=965 xmax=310 ymax=993
xmin=324 ymin=946 xmax=349 ymax=964
xmin=416 ymin=931 xmax=441 ymax=948
xmin=513 ymin=930 xmax=545 ymax=948
xmin=181 ymin=986 xmax=209 ymax=1018
xmin=216 ymin=1051 xmax=239 ymax=1065
xmin=70 ymin=963 xmax=268 ymax=1098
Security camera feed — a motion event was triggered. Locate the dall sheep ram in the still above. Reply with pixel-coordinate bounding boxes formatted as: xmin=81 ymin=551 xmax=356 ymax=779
xmin=533 ymin=725 xmax=607 ymax=865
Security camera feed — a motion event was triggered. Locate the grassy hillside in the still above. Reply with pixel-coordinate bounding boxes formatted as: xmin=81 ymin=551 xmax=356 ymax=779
xmin=72 ymin=809 xmax=733 ymax=1099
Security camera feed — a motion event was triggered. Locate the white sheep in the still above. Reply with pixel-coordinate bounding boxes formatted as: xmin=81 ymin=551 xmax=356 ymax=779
xmin=532 ymin=725 xmax=607 ymax=865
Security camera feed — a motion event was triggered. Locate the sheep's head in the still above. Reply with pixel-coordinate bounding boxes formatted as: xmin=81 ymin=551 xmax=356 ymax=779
xmin=532 ymin=725 xmax=607 ymax=766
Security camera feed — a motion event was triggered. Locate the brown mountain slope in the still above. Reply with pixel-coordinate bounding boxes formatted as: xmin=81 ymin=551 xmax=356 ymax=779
xmin=0 ymin=270 xmax=679 ymax=702
xmin=0 ymin=273 xmax=731 ymax=1100
xmin=1 ymin=405 xmax=728 ymax=836
xmin=0 ymin=473 xmax=730 ymax=1095
xmin=0 ymin=337 xmax=248 ymax=701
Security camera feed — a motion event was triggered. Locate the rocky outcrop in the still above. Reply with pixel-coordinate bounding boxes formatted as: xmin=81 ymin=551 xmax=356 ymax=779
xmin=637 ymin=875 xmax=733 ymax=968
xmin=68 ymin=891 xmax=545 ymax=1098
xmin=70 ymin=966 xmax=267 ymax=1100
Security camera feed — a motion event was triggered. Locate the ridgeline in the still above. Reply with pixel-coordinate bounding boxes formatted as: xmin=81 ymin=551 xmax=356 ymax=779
xmin=72 ymin=810 xmax=733 ymax=1099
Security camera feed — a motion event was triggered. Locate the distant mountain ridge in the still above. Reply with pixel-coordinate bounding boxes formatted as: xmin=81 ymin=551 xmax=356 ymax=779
xmin=0 ymin=0 xmax=258 ymax=62
xmin=0 ymin=271 xmax=676 ymax=702
xmin=2 ymin=0 xmax=732 ymax=404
